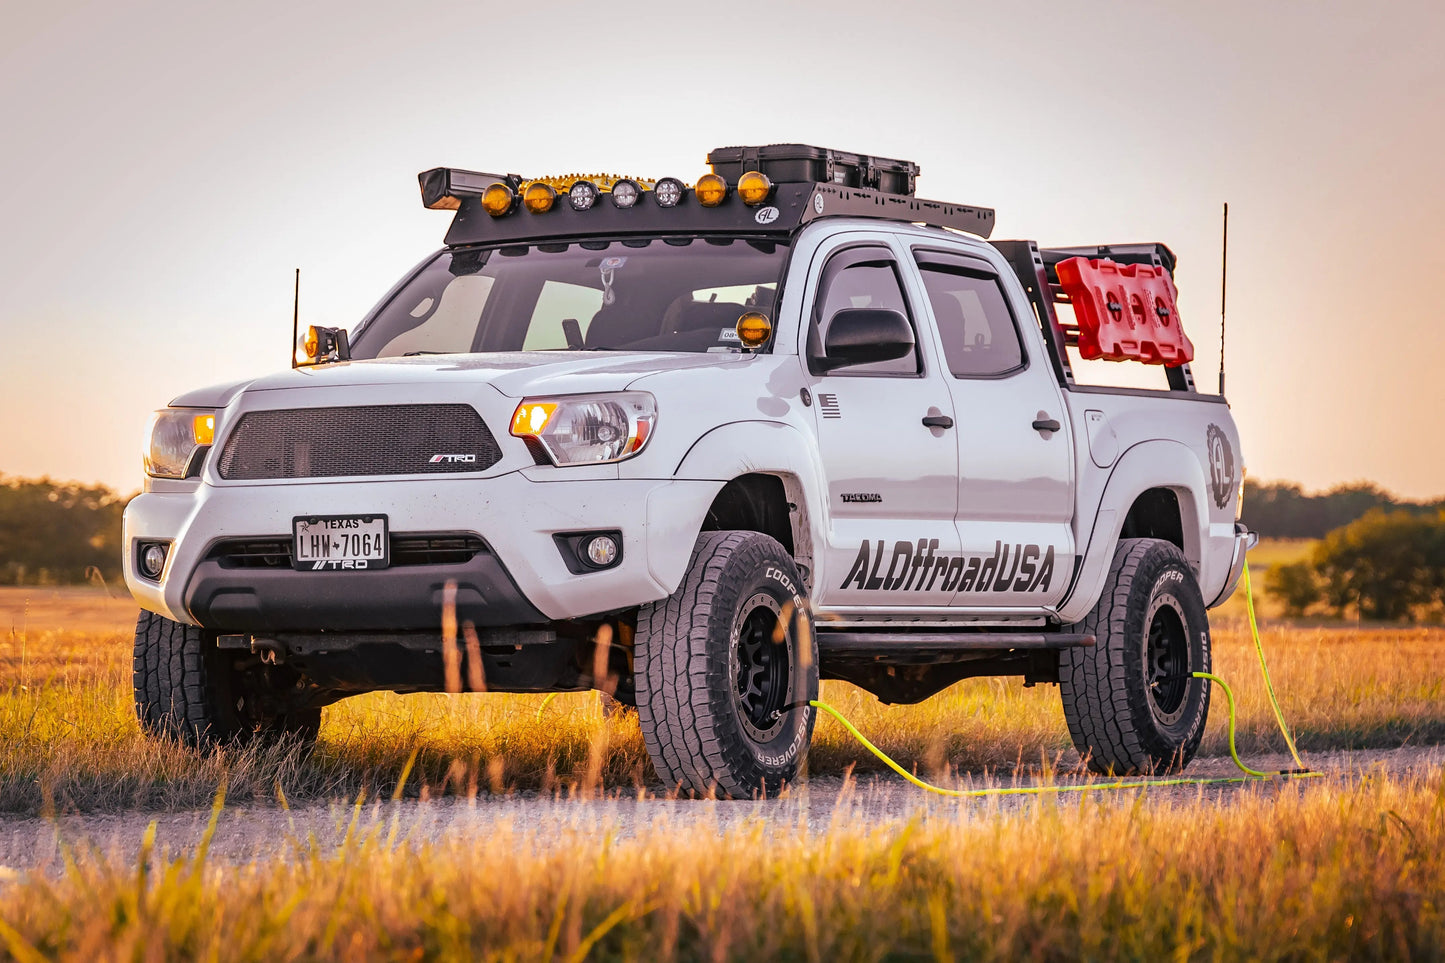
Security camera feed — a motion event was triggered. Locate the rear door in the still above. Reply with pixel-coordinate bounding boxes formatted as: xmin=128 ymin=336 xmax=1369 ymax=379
xmin=803 ymin=234 xmax=963 ymax=608
xmin=907 ymin=247 xmax=1076 ymax=608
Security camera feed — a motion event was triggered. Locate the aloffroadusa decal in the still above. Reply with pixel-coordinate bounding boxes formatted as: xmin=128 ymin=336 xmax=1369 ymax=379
xmin=840 ymin=539 xmax=1056 ymax=594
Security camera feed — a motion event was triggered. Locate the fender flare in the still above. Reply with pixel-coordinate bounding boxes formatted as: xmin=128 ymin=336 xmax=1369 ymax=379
xmin=671 ymin=420 xmax=832 ymax=587
xmin=1056 ymin=439 xmax=1209 ymax=624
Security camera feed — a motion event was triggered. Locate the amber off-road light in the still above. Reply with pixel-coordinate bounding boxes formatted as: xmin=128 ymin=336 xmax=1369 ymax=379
xmin=523 ymin=182 xmax=557 ymax=213
xmin=736 ymin=312 xmax=773 ymax=348
xmin=481 ymin=183 xmax=515 ymax=217
xmin=694 ymin=173 xmax=728 ymax=207
xmin=737 ymin=170 xmax=772 ymax=206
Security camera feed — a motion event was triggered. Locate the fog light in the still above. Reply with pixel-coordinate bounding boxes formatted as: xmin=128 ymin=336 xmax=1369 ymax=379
xmin=586 ymin=535 xmax=619 ymax=567
xmin=140 ymin=543 xmax=169 ymax=579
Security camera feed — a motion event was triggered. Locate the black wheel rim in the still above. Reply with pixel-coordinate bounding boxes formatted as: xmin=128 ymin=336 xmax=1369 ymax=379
xmin=1145 ymin=597 xmax=1190 ymax=725
xmin=734 ymin=593 xmax=790 ymax=740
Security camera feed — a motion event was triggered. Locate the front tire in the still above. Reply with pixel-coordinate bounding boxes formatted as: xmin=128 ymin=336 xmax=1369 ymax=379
xmin=636 ymin=531 xmax=817 ymax=798
xmin=133 ymin=610 xmax=322 ymax=748
xmin=1059 ymin=538 xmax=1211 ymax=774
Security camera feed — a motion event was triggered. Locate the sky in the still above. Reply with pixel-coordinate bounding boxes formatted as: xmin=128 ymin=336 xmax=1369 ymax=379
xmin=2 ymin=0 xmax=1442 ymax=498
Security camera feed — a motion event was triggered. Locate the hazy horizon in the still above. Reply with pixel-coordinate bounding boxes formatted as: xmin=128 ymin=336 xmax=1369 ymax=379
xmin=3 ymin=0 xmax=1442 ymax=498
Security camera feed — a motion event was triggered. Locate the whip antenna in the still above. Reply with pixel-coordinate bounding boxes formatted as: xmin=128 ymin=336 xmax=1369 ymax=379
xmin=291 ymin=268 xmax=300 ymax=369
xmin=1219 ymin=203 xmax=1228 ymax=395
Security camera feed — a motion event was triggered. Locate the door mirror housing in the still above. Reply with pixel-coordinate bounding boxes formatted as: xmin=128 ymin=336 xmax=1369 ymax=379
xmin=817 ymin=308 xmax=915 ymax=372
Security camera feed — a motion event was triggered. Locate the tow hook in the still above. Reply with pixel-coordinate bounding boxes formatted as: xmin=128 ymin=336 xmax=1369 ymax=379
xmin=251 ymin=638 xmax=285 ymax=665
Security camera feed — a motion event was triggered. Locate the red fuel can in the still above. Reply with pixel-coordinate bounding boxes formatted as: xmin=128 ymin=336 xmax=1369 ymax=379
xmin=1055 ymin=257 xmax=1194 ymax=366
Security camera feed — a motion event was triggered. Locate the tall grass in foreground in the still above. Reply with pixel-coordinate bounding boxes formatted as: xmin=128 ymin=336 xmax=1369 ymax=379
xmin=3 ymin=623 xmax=1444 ymax=813
xmin=3 ymin=771 xmax=1443 ymax=961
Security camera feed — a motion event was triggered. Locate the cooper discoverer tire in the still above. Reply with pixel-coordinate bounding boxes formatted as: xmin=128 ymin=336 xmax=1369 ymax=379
xmin=635 ymin=531 xmax=818 ymax=798
xmin=133 ymin=610 xmax=322 ymax=748
xmin=1059 ymin=537 xmax=1211 ymax=775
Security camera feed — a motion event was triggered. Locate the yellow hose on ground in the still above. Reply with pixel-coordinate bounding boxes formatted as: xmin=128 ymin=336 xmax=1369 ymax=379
xmin=810 ymin=557 xmax=1321 ymax=797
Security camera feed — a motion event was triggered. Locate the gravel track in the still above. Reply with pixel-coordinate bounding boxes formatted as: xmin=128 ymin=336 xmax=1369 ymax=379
xmin=2 ymin=745 xmax=1439 ymax=875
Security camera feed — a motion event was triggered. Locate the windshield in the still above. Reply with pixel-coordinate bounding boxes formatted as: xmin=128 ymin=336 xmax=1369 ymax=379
xmin=350 ymin=237 xmax=789 ymax=358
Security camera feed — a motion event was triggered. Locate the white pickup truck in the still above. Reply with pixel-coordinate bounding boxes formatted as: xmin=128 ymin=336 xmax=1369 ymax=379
xmin=124 ymin=145 xmax=1253 ymax=797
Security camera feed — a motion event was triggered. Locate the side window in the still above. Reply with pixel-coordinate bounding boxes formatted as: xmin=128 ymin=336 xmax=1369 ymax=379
xmin=812 ymin=247 xmax=920 ymax=376
xmin=916 ymin=254 xmax=1025 ymax=377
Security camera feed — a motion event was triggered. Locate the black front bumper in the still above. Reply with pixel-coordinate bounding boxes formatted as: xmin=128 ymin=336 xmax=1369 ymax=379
xmin=183 ymin=540 xmax=546 ymax=632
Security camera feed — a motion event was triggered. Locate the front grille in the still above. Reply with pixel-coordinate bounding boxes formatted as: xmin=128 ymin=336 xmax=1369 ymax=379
xmin=217 ymin=404 xmax=502 ymax=480
xmin=206 ymin=534 xmax=488 ymax=568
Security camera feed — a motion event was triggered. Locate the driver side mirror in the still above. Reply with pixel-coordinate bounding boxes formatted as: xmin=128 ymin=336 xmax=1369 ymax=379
xmin=816 ymin=308 xmax=914 ymax=372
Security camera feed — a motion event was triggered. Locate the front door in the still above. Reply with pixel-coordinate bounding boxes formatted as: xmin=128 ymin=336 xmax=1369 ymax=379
xmin=805 ymin=237 xmax=962 ymax=608
xmin=907 ymin=247 xmax=1076 ymax=609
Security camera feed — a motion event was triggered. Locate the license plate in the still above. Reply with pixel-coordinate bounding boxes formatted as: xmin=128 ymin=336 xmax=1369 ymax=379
xmin=292 ymin=515 xmax=389 ymax=571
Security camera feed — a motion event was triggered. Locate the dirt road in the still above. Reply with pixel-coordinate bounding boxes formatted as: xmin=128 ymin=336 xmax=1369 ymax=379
xmin=2 ymin=745 xmax=1437 ymax=875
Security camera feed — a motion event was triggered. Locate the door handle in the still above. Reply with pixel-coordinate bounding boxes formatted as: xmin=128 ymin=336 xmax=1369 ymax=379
xmin=922 ymin=415 xmax=954 ymax=429
xmin=1032 ymin=417 xmax=1062 ymax=434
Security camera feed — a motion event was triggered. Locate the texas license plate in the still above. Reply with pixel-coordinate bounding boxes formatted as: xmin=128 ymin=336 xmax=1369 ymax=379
xmin=292 ymin=515 xmax=389 ymax=571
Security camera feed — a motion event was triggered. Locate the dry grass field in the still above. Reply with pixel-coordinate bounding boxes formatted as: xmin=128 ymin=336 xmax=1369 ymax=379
xmin=3 ymin=587 xmax=1445 ymax=960
xmin=3 ymin=588 xmax=1444 ymax=813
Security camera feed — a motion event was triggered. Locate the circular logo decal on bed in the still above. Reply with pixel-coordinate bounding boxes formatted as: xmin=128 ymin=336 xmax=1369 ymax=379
xmin=1206 ymin=424 xmax=1235 ymax=510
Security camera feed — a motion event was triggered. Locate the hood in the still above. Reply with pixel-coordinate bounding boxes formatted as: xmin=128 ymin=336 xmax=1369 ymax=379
xmin=188 ymin=351 xmax=748 ymax=404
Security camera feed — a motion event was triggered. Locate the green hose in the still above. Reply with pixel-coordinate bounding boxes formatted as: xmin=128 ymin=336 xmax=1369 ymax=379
xmin=810 ymin=557 xmax=1320 ymax=797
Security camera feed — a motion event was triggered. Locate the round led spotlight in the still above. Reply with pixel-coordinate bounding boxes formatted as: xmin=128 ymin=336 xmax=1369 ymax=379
xmin=141 ymin=543 xmax=168 ymax=579
xmin=586 ymin=534 xmax=619 ymax=567
xmin=567 ymin=179 xmax=599 ymax=211
xmin=737 ymin=170 xmax=773 ymax=206
xmin=610 ymin=179 xmax=641 ymax=209
xmin=736 ymin=311 xmax=773 ymax=348
xmin=653 ymin=176 xmax=685 ymax=208
xmin=481 ymin=183 xmax=515 ymax=217
xmin=694 ymin=172 xmax=728 ymax=207
xmin=523 ymin=182 xmax=557 ymax=214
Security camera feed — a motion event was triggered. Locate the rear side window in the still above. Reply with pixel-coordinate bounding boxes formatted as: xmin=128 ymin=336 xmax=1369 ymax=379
xmin=915 ymin=254 xmax=1025 ymax=377
xmin=812 ymin=247 xmax=920 ymax=376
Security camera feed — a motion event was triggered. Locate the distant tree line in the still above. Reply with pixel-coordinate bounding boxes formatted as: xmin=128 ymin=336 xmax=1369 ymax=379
xmin=1241 ymin=480 xmax=1445 ymax=539
xmin=1267 ymin=510 xmax=1445 ymax=621
xmin=0 ymin=477 xmax=131 ymax=586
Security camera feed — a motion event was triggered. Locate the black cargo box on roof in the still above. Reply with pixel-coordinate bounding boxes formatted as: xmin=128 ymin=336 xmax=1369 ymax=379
xmin=708 ymin=144 xmax=921 ymax=196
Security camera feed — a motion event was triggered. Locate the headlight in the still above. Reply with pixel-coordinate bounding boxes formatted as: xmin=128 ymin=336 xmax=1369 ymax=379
xmin=144 ymin=408 xmax=217 ymax=478
xmin=510 ymin=392 xmax=655 ymax=466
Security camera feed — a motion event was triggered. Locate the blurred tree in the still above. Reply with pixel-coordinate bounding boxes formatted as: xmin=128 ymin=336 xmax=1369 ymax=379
xmin=1266 ymin=560 xmax=1322 ymax=616
xmin=1310 ymin=510 xmax=1444 ymax=621
xmin=0 ymin=477 xmax=130 ymax=585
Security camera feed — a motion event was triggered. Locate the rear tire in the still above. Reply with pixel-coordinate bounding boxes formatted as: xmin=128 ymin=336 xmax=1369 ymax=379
xmin=1059 ymin=538 xmax=1211 ymax=774
xmin=133 ymin=610 xmax=322 ymax=748
xmin=636 ymin=531 xmax=817 ymax=798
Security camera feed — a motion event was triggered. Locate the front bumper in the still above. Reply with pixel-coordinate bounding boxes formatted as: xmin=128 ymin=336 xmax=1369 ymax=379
xmin=123 ymin=472 xmax=724 ymax=628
